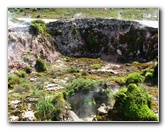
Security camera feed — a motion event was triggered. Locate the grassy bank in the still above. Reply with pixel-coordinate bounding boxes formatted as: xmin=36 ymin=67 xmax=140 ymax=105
xmin=8 ymin=8 xmax=158 ymax=20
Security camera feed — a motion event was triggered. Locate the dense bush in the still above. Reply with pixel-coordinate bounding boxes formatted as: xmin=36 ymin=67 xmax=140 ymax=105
xmin=113 ymin=84 xmax=158 ymax=121
xmin=30 ymin=20 xmax=46 ymax=35
xmin=127 ymin=72 xmax=145 ymax=84
xmin=35 ymin=58 xmax=46 ymax=72
xmin=8 ymin=74 xmax=20 ymax=88
xmin=35 ymin=93 xmax=70 ymax=121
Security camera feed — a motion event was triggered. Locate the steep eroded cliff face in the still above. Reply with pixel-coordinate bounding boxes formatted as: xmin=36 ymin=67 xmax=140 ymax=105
xmin=8 ymin=26 xmax=59 ymax=73
xmin=47 ymin=18 xmax=158 ymax=63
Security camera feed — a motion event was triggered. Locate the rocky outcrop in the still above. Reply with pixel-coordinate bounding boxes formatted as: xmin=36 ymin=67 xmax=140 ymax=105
xmin=8 ymin=18 xmax=158 ymax=73
xmin=47 ymin=18 xmax=158 ymax=63
xmin=8 ymin=26 xmax=59 ymax=73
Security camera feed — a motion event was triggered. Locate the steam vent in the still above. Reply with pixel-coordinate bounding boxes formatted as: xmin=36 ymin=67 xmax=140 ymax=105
xmin=8 ymin=8 xmax=159 ymax=122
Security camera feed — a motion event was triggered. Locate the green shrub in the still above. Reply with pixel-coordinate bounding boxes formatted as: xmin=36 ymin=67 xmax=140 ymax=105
xmin=127 ymin=72 xmax=145 ymax=84
xmin=113 ymin=84 xmax=158 ymax=121
xmin=16 ymin=70 xmax=26 ymax=78
xmin=90 ymin=64 xmax=101 ymax=69
xmin=35 ymin=93 xmax=70 ymax=121
xmin=30 ymin=20 xmax=46 ymax=35
xmin=35 ymin=58 xmax=46 ymax=72
xmin=25 ymin=65 xmax=32 ymax=74
xmin=35 ymin=95 xmax=56 ymax=120
xmin=14 ymin=79 xmax=31 ymax=92
xmin=30 ymin=88 xmax=46 ymax=98
xmin=8 ymin=74 xmax=20 ymax=88
xmin=115 ymin=77 xmax=126 ymax=85
xmin=145 ymin=69 xmax=154 ymax=78
xmin=65 ymin=78 xmax=100 ymax=97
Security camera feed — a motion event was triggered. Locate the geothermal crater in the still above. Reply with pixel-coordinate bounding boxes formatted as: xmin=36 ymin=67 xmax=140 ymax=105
xmin=8 ymin=18 xmax=158 ymax=121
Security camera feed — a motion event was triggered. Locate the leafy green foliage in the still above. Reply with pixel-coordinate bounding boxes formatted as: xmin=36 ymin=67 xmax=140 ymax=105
xmin=35 ymin=58 xmax=46 ymax=72
xmin=30 ymin=20 xmax=46 ymax=35
xmin=127 ymin=72 xmax=145 ymax=84
xmin=16 ymin=70 xmax=26 ymax=78
xmin=145 ymin=69 xmax=154 ymax=78
xmin=8 ymin=74 xmax=20 ymax=88
xmin=14 ymin=78 xmax=31 ymax=92
xmin=64 ymin=78 xmax=100 ymax=97
xmin=90 ymin=64 xmax=101 ymax=69
xmin=114 ymin=77 xmax=127 ymax=86
xmin=113 ymin=84 xmax=158 ymax=121
xmin=35 ymin=95 xmax=56 ymax=120
xmin=35 ymin=93 xmax=70 ymax=121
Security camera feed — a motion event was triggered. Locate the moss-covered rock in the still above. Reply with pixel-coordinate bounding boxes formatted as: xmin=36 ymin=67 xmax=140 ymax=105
xmin=30 ymin=20 xmax=46 ymax=35
xmin=111 ymin=84 xmax=158 ymax=121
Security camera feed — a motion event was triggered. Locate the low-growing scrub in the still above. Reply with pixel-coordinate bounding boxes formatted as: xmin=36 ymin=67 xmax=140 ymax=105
xmin=64 ymin=78 xmax=100 ymax=97
xmin=114 ymin=77 xmax=126 ymax=86
xmin=8 ymin=74 xmax=20 ymax=88
xmin=16 ymin=70 xmax=26 ymax=78
xmin=30 ymin=20 xmax=46 ymax=35
xmin=13 ymin=78 xmax=31 ymax=93
xmin=127 ymin=72 xmax=145 ymax=84
xmin=90 ymin=64 xmax=101 ymax=69
xmin=68 ymin=65 xmax=79 ymax=73
xmin=35 ymin=92 xmax=70 ymax=121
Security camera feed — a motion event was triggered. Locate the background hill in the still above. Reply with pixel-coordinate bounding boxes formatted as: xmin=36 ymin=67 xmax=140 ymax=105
xmin=8 ymin=8 xmax=158 ymax=20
